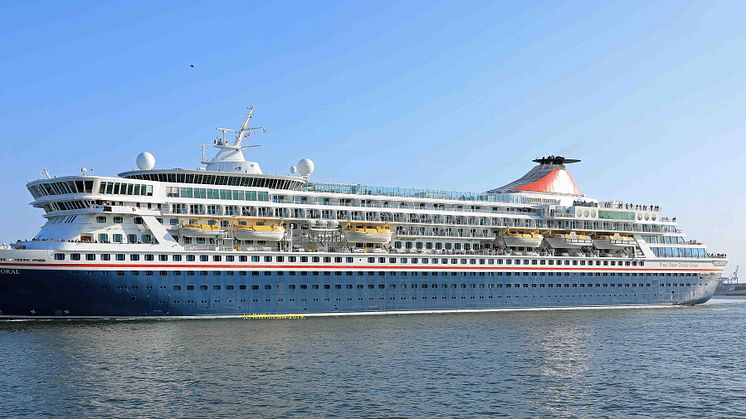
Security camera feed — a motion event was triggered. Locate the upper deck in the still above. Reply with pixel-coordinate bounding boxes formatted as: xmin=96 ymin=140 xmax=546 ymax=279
xmin=303 ymin=182 xmax=561 ymax=205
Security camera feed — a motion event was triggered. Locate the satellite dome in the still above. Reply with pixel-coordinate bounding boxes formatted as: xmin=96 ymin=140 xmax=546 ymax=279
xmin=136 ymin=152 xmax=156 ymax=170
xmin=297 ymin=158 xmax=315 ymax=177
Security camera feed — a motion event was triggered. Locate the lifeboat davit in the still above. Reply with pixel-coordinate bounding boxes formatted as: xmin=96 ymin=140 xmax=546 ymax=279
xmin=502 ymin=232 xmax=544 ymax=248
xmin=309 ymin=220 xmax=341 ymax=232
xmin=234 ymin=225 xmax=285 ymax=241
xmin=593 ymin=233 xmax=636 ymax=250
xmin=545 ymin=232 xmax=592 ymax=248
xmin=344 ymin=224 xmax=392 ymax=244
xmin=172 ymin=224 xmax=225 ymax=237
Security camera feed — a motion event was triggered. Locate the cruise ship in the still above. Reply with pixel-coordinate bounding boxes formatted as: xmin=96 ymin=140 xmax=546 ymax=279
xmin=0 ymin=107 xmax=728 ymax=318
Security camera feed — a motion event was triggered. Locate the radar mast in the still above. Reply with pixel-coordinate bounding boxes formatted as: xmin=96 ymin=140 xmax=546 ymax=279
xmin=234 ymin=105 xmax=266 ymax=148
xmin=201 ymin=104 xmax=268 ymax=174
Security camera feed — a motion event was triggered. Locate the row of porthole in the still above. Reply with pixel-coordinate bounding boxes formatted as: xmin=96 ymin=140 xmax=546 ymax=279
xmin=575 ymin=209 xmax=599 ymax=218
xmin=638 ymin=212 xmax=658 ymax=221
xmin=573 ymin=209 xmax=658 ymax=222
xmin=158 ymin=293 xmax=683 ymax=307
xmin=147 ymin=281 xmax=694 ymax=291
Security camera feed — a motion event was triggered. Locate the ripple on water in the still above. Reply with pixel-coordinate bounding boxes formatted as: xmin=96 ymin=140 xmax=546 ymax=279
xmin=2 ymin=297 xmax=746 ymax=417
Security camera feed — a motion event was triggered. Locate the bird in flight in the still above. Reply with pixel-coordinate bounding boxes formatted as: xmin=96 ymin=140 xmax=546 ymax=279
xmin=190 ymin=64 xmax=196 ymax=68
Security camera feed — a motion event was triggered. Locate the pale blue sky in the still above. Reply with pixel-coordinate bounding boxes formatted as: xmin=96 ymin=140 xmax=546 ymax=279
xmin=1 ymin=1 xmax=744 ymax=274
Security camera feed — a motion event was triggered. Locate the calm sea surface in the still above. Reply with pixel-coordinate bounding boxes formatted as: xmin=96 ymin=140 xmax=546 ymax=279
xmin=2 ymin=298 xmax=746 ymax=418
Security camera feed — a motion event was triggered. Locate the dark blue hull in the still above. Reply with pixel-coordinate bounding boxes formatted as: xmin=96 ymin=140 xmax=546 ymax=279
xmin=0 ymin=268 xmax=718 ymax=318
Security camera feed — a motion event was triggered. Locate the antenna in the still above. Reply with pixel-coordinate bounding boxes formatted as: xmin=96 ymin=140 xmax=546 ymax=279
xmin=201 ymin=144 xmax=208 ymax=164
xmin=41 ymin=168 xmax=51 ymax=179
xmin=216 ymin=128 xmax=235 ymax=145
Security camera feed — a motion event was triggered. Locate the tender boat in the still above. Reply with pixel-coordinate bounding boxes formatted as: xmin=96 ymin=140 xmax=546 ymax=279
xmin=546 ymin=232 xmax=592 ymax=248
xmin=171 ymin=223 xmax=225 ymax=237
xmin=344 ymin=223 xmax=392 ymax=243
xmin=593 ymin=233 xmax=636 ymax=250
xmin=234 ymin=224 xmax=285 ymax=241
xmin=501 ymin=231 xmax=544 ymax=248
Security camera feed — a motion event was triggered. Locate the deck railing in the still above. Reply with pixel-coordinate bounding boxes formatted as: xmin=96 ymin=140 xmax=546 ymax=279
xmin=304 ymin=182 xmax=560 ymax=205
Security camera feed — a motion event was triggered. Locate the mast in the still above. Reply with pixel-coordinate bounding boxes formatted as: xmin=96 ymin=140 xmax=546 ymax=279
xmin=234 ymin=105 xmax=255 ymax=147
xmin=201 ymin=104 xmax=266 ymax=174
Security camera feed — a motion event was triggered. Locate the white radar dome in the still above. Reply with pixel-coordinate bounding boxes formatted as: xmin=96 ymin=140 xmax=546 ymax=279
xmin=297 ymin=158 xmax=315 ymax=177
xmin=136 ymin=152 xmax=156 ymax=170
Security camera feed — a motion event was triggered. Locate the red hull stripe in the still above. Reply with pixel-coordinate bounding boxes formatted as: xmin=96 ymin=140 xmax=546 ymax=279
xmin=0 ymin=262 xmax=722 ymax=272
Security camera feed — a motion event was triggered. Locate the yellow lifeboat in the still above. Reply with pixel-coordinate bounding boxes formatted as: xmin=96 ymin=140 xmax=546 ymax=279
xmin=234 ymin=224 xmax=285 ymax=241
xmin=545 ymin=232 xmax=593 ymax=248
xmin=501 ymin=231 xmax=544 ymax=247
xmin=593 ymin=233 xmax=636 ymax=250
xmin=343 ymin=223 xmax=392 ymax=244
xmin=172 ymin=223 xmax=225 ymax=237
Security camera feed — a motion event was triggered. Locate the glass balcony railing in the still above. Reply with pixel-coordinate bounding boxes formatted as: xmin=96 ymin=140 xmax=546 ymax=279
xmin=304 ymin=182 xmax=560 ymax=205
